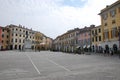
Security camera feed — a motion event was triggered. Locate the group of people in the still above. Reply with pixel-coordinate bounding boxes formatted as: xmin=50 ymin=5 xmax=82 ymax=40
xmin=102 ymin=48 xmax=120 ymax=59
xmin=102 ymin=48 xmax=114 ymax=56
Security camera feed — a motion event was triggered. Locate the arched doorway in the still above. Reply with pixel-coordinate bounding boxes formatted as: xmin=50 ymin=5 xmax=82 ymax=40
xmin=19 ymin=45 xmax=21 ymax=50
xmin=15 ymin=45 xmax=17 ymax=49
xmin=113 ymin=44 xmax=117 ymax=53
xmin=92 ymin=45 xmax=94 ymax=52
xmin=10 ymin=45 xmax=13 ymax=50
xmin=38 ymin=46 xmax=40 ymax=51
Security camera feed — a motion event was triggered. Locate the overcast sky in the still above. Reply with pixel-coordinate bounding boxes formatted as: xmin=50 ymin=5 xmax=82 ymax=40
xmin=0 ymin=0 xmax=116 ymax=39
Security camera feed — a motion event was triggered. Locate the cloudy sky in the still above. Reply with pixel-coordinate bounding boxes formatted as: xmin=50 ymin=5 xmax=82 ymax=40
xmin=0 ymin=0 xmax=116 ymax=39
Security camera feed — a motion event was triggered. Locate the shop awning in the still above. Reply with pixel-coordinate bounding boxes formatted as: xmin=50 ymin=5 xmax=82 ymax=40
xmin=83 ymin=45 xmax=86 ymax=48
xmin=87 ymin=45 xmax=90 ymax=48
xmin=76 ymin=46 xmax=80 ymax=48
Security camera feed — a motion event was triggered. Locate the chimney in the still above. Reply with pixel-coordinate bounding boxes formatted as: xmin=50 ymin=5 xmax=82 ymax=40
xmin=106 ymin=5 xmax=109 ymax=8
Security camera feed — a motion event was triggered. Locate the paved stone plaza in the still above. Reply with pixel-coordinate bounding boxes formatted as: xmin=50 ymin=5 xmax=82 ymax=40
xmin=0 ymin=51 xmax=120 ymax=80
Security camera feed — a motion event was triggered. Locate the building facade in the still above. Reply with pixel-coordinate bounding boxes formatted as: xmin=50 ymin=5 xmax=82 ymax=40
xmin=5 ymin=24 xmax=49 ymax=51
xmin=91 ymin=25 xmax=102 ymax=52
xmin=34 ymin=32 xmax=43 ymax=50
xmin=45 ymin=37 xmax=53 ymax=50
xmin=0 ymin=27 xmax=9 ymax=50
xmin=99 ymin=0 xmax=120 ymax=52
xmin=0 ymin=24 xmax=52 ymax=51
xmin=6 ymin=24 xmax=33 ymax=50
xmin=53 ymin=28 xmax=80 ymax=53
xmin=77 ymin=25 xmax=95 ymax=52
xmin=53 ymin=36 xmax=61 ymax=51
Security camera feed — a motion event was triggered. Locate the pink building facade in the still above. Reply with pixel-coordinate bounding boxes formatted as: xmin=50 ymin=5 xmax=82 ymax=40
xmin=77 ymin=29 xmax=91 ymax=48
xmin=77 ymin=25 xmax=95 ymax=51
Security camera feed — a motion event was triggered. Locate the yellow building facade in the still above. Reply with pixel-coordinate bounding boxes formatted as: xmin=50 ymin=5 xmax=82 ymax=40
xmin=7 ymin=25 xmax=36 ymax=50
xmin=91 ymin=25 xmax=102 ymax=52
xmin=34 ymin=32 xmax=43 ymax=51
xmin=99 ymin=0 xmax=120 ymax=51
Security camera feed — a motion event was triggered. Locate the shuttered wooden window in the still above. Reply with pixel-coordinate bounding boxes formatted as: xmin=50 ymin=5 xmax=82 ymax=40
xmin=119 ymin=7 xmax=120 ymax=13
xmin=111 ymin=30 xmax=113 ymax=38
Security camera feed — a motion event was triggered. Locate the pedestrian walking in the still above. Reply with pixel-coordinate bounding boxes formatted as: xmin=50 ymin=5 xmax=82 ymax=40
xmin=103 ymin=49 xmax=105 ymax=54
xmin=103 ymin=49 xmax=106 ymax=56
xmin=109 ymin=48 xmax=113 ymax=56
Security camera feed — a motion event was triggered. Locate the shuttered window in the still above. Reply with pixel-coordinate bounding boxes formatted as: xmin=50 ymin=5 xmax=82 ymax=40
xmin=111 ymin=27 xmax=117 ymax=38
xmin=119 ymin=7 xmax=120 ymax=13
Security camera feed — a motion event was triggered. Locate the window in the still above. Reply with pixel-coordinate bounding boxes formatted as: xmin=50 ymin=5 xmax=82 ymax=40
xmin=99 ymin=28 xmax=101 ymax=33
xmin=2 ymin=29 xmax=4 ymax=32
xmin=112 ymin=20 xmax=116 ymax=24
xmin=2 ymin=40 xmax=3 ymax=43
xmin=19 ymin=39 xmax=21 ymax=43
xmin=104 ymin=23 xmax=107 ymax=26
xmin=12 ymin=33 xmax=13 ymax=36
xmin=83 ymin=39 xmax=86 ymax=45
xmin=119 ymin=7 xmax=120 ymax=13
xmin=2 ymin=34 xmax=4 ymax=38
xmin=16 ymin=28 xmax=18 ymax=31
xmin=104 ymin=31 xmax=109 ymax=39
xmin=95 ymin=37 xmax=97 ymax=42
xmin=7 ymin=35 xmax=9 ymax=38
xmin=102 ymin=13 xmax=108 ymax=20
xmin=110 ymin=10 xmax=116 ymax=17
xmin=20 ymin=35 xmax=21 ymax=37
xmin=20 ymin=29 xmax=21 ymax=31
xmin=15 ymin=39 xmax=17 ymax=42
xmin=92 ymin=38 xmax=94 ymax=42
xmin=99 ymin=36 xmax=101 ymax=41
xmin=16 ymin=34 xmax=17 ymax=36
xmin=111 ymin=27 xmax=117 ymax=38
xmin=88 ymin=38 xmax=90 ymax=44
xmin=95 ymin=29 xmax=97 ymax=35
xmin=26 ymin=31 xmax=28 ymax=35
xmin=92 ymin=31 xmax=94 ymax=35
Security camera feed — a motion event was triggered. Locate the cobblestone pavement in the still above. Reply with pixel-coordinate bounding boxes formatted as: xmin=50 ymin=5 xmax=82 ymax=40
xmin=0 ymin=51 xmax=120 ymax=80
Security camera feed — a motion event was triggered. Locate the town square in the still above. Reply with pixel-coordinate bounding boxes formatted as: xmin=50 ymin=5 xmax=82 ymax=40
xmin=0 ymin=51 xmax=120 ymax=80
xmin=0 ymin=0 xmax=120 ymax=80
